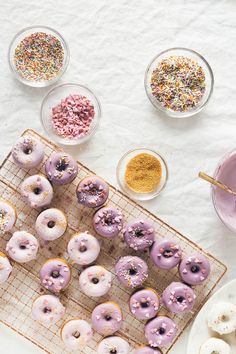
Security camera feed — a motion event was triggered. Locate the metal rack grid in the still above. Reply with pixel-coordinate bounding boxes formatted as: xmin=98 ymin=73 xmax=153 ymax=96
xmin=0 ymin=129 xmax=227 ymax=353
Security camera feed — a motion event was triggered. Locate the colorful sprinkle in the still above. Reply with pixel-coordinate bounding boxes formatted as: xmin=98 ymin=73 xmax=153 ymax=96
xmin=13 ymin=32 xmax=64 ymax=82
xmin=150 ymin=55 xmax=206 ymax=112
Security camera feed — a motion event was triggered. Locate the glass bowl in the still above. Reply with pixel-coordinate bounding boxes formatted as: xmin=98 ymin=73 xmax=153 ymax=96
xmin=144 ymin=47 xmax=214 ymax=118
xmin=40 ymin=83 xmax=101 ymax=146
xmin=8 ymin=25 xmax=69 ymax=87
xmin=212 ymin=149 xmax=236 ymax=233
xmin=116 ymin=148 xmax=168 ymax=201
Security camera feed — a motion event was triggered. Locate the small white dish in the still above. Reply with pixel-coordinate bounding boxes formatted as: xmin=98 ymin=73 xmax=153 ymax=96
xmin=187 ymin=279 xmax=236 ymax=354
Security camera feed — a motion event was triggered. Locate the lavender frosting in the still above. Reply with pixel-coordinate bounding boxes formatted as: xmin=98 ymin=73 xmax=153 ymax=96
xmin=129 ymin=288 xmax=159 ymax=320
xmin=179 ymin=254 xmax=210 ymax=286
xmin=150 ymin=239 xmax=182 ymax=270
xmin=39 ymin=258 xmax=71 ymax=293
xmin=12 ymin=136 xmax=44 ymax=169
xmin=162 ymin=282 xmax=196 ymax=314
xmin=93 ymin=206 xmax=123 ymax=238
xmin=145 ymin=316 xmax=177 ymax=348
xmin=91 ymin=301 xmax=123 ymax=336
xmin=45 ymin=152 xmax=78 ymax=185
xmin=123 ymin=219 xmax=155 ymax=251
xmin=77 ymin=176 xmax=109 ymax=208
xmin=115 ymin=256 xmax=148 ymax=288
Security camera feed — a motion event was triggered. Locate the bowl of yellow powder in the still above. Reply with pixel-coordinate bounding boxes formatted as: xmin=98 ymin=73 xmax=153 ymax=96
xmin=116 ymin=148 xmax=168 ymax=201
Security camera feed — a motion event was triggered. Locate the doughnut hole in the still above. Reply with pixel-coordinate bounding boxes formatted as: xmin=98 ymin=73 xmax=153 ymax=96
xmin=43 ymin=306 xmax=52 ymax=314
xmin=191 ymin=265 xmax=200 ymax=273
xmin=134 ymin=228 xmax=144 ymax=237
xmin=176 ymin=296 xmax=185 ymax=303
xmin=51 ymin=270 xmax=60 ymax=278
xmin=91 ymin=277 xmax=99 ymax=284
xmin=23 ymin=146 xmax=33 ymax=155
xmin=56 ymin=158 xmax=68 ymax=172
xmin=47 ymin=220 xmax=55 ymax=228
xmin=159 ymin=327 xmax=166 ymax=335
xmin=163 ymin=249 xmax=174 ymax=258
xmin=129 ymin=268 xmax=137 ymax=276
xmin=33 ymin=187 xmax=42 ymax=195
xmin=104 ymin=314 xmax=112 ymax=322
xmin=72 ymin=330 xmax=80 ymax=339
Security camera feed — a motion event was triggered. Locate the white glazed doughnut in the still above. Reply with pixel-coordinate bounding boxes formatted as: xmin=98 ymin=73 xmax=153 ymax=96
xmin=21 ymin=174 xmax=53 ymax=208
xmin=79 ymin=265 xmax=112 ymax=297
xmin=0 ymin=199 xmax=17 ymax=233
xmin=0 ymin=252 xmax=12 ymax=283
xmin=12 ymin=136 xmax=44 ymax=169
xmin=208 ymin=302 xmax=236 ymax=334
xmin=35 ymin=208 xmax=67 ymax=241
xmin=199 ymin=338 xmax=231 ymax=354
xmin=67 ymin=232 xmax=100 ymax=265
xmin=97 ymin=336 xmax=130 ymax=354
xmin=32 ymin=295 xmax=65 ymax=325
xmin=6 ymin=231 xmax=39 ymax=263
xmin=61 ymin=319 xmax=93 ymax=349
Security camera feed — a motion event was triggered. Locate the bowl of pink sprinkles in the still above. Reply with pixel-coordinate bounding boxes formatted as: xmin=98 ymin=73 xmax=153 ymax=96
xmin=40 ymin=83 xmax=101 ymax=145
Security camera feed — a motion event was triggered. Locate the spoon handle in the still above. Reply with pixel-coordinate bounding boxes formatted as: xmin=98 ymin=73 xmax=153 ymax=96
xmin=199 ymin=171 xmax=236 ymax=196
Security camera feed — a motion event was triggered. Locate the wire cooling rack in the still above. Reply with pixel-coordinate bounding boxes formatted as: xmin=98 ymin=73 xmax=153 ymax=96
xmin=0 ymin=129 xmax=226 ymax=353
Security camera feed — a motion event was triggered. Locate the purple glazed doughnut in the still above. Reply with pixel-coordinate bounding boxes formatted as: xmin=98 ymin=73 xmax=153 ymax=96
xmin=144 ymin=316 xmax=177 ymax=348
xmin=129 ymin=288 xmax=159 ymax=320
xmin=162 ymin=282 xmax=196 ymax=314
xmin=123 ymin=219 xmax=155 ymax=251
xmin=179 ymin=254 xmax=210 ymax=286
xmin=35 ymin=208 xmax=67 ymax=241
xmin=6 ymin=231 xmax=39 ymax=263
xmin=39 ymin=258 xmax=71 ymax=293
xmin=134 ymin=346 xmax=163 ymax=354
xmin=115 ymin=256 xmax=148 ymax=288
xmin=32 ymin=294 xmax=65 ymax=325
xmin=12 ymin=136 xmax=44 ymax=169
xmin=76 ymin=176 xmax=109 ymax=208
xmin=21 ymin=174 xmax=53 ymax=208
xmin=91 ymin=301 xmax=122 ymax=336
xmin=45 ymin=152 xmax=78 ymax=186
xmin=150 ymin=240 xmax=182 ymax=270
xmin=93 ymin=207 xmax=123 ymax=238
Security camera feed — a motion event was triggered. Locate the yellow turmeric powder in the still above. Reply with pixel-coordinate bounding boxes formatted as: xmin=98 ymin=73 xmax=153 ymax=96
xmin=125 ymin=153 xmax=162 ymax=193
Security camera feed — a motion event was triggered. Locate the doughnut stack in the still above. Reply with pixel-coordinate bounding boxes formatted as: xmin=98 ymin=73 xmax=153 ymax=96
xmin=0 ymin=134 xmax=212 ymax=353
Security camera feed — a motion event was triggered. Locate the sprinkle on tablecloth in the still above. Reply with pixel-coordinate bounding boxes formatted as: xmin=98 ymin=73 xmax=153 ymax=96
xmin=150 ymin=56 xmax=206 ymax=112
xmin=13 ymin=32 xmax=64 ymax=82
xmin=52 ymin=94 xmax=95 ymax=139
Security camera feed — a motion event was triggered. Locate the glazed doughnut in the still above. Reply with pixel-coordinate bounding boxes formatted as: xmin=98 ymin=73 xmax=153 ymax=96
xmin=115 ymin=256 xmax=148 ymax=288
xmin=123 ymin=219 xmax=155 ymax=251
xmin=45 ymin=152 xmax=78 ymax=186
xmin=208 ymin=302 xmax=236 ymax=334
xmin=129 ymin=288 xmax=159 ymax=320
xmin=35 ymin=208 xmax=67 ymax=241
xmin=21 ymin=174 xmax=53 ymax=208
xmin=199 ymin=338 xmax=231 ymax=354
xmin=79 ymin=265 xmax=112 ymax=297
xmin=0 ymin=252 xmax=12 ymax=283
xmin=93 ymin=206 xmax=123 ymax=239
xmin=6 ymin=231 xmax=39 ymax=263
xmin=144 ymin=316 xmax=177 ymax=347
xmin=162 ymin=282 xmax=196 ymax=314
xmin=91 ymin=301 xmax=123 ymax=336
xmin=150 ymin=239 xmax=182 ymax=270
xmin=39 ymin=258 xmax=71 ymax=293
xmin=61 ymin=319 xmax=93 ymax=350
xmin=76 ymin=176 xmax=109 ymax=208
xmin=12 ymin=136 xmax=44 ymax=169
xmin=134 ymin=346 xmax=163 ymax=354
xmin=32 ymin=294 xmax=65 ymax=325
xmin=0 ymin=199 xmax=17 ymax=233
xmin=179 ymin=254 xmax=210 ymax=285
xmin=67 ymin=232 xmax=100 ymax=265
xmin=97 ymin=336 xmax=130 ymax=354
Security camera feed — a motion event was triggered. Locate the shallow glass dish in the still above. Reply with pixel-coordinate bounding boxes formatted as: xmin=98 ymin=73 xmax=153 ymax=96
xmin=144 ymin=47 xmax=214 ymax=118
xmin=8 ymin=25 xmax=69 ymax=87
xmin=40 ymin=83 xmax=101 ymax=146
xmin=212 ymin=149 xmax=236 ymax=233
xmin=116 ymin=148 xmax=168 ymax=201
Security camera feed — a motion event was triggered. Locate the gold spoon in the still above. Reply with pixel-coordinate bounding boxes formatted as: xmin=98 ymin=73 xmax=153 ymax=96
xmin=199 ymin=171 xmax=236 ymax=196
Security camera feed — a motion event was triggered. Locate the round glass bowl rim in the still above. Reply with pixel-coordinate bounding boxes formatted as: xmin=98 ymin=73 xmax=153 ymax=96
xmin=211 ymin=148 xmax=236 ymax=233
xmin=8 ymin=25 xmax=70 ymax=86
xmin=144 ymin=47 xmax=214 ymax=118
xmin=116 ymin=147 xmax=169 ymax=199
xmin=40 ymin=82 xmax=102 ymax=145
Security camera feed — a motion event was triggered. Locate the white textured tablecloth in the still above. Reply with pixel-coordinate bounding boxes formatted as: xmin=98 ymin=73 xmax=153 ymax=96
xmin=1 ymin=0 xmax=236 ymax=352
